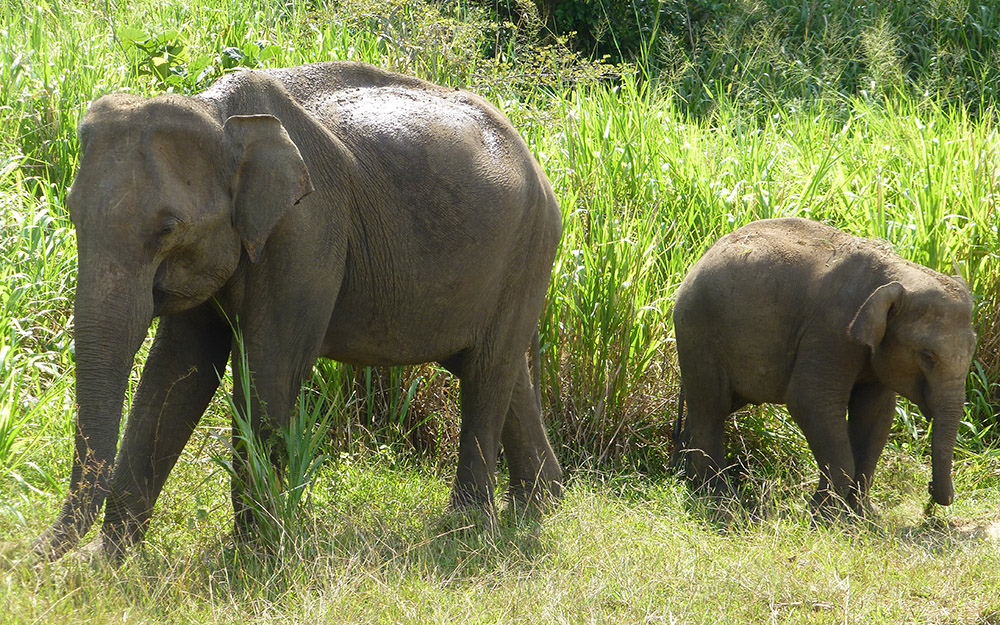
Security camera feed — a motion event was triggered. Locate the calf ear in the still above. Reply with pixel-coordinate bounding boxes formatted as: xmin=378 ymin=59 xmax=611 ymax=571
xmin=849 ymin=281 xmax=906 ymax=349
xmin=223 ymin=114 xmax=314 ymax=262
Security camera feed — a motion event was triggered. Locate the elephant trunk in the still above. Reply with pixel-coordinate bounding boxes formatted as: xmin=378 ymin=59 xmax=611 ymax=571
xmin=34 ymin=262 xmax=153 ymax=559
xmin=928 ymin=385 xmax=965 ymax=506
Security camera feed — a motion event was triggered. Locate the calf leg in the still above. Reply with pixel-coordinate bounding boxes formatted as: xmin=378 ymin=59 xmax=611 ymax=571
xmin=848 ymin=382 xmax=896 ymax=512
xmin=677 ymin=360 xmax=734 ymax=496
xmin=786 ymin=376 xmax=857 ymax=517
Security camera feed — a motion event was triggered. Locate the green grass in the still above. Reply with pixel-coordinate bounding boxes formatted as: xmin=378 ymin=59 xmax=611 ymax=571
xmin=1 ymin=0 xmax=999 ymax=622
xmin=3 ymin=462 xmax=1000 ymax=624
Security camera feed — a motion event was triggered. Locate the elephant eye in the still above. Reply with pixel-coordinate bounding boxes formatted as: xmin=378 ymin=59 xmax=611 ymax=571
xmin=158 ymin=216 xmax=180 ymax=238
xmin=920 ymin=349 xmax=937 ymax=370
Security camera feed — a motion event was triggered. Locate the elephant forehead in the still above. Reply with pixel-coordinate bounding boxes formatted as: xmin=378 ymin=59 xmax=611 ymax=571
xmin=895 ymin=302 xmax=977 ymax=356
xmin=83 ymin=94 xmax=218 ymax=138
xmin=905 ymin=285 xmax=974 ymax=322
xmin=77 ymin=102 xmax=224 ymax=188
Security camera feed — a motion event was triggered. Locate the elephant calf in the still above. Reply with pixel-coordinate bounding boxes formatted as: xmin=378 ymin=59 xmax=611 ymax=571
xmin=673 ymin=217 xmax=976 ymax=516
xmin=35 ymin=61 xmax=563 ymax=561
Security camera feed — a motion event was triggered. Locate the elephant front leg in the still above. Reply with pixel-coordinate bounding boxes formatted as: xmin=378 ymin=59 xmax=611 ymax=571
xmin=786 ymin=377 xmax=858 ymax=519
xmin=228 ymin=338 xmax=318 ymax=540
xmin=848 ymin=382 xmax=896 ymax=514
xmin=226 ymin=300 xmax=334 ymax=541
xmin=102 ymin=306 xmax=232 ymax=560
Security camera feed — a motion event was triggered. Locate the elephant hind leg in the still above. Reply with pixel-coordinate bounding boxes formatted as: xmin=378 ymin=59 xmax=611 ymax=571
xmin=449 ymin=353 xmax=519 ymax=517
xmin=676 ymin=362 xmax=733 ymax=495
xmin=501 ymin=358 xmax=562 ymax=514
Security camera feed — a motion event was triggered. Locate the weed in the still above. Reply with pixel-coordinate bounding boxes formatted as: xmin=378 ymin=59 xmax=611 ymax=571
xmin=210 ymin=327 xmax=332 ymax=555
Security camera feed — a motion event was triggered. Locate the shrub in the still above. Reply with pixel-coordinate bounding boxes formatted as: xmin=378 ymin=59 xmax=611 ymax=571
xmin=645 ymin=0 xmax=1000 ymax=116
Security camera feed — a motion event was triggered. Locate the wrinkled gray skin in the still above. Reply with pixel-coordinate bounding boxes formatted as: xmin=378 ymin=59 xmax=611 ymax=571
xmin=35 ymin=62 xmax=563 ymax=561
xmin=673 ymin=217 xmax=976 ymax=516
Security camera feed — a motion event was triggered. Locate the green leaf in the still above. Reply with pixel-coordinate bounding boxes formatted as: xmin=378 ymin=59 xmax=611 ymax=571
xmin=259 ymin=44 xmax=281 ymax=62
xmin=242 ymin=41 xmax=261 ymax=58
xmin=118 ymin=26 xmax=148 ymax=45
xmin=151 ymin=55 xmax=171 ymax=79
xmin=189 ymin=54 xmax=213 ymax=75
xmin=220 ymin=47 xmax=246 ymax=70
xmin=155 ymin=28 xmax=180 ymax=45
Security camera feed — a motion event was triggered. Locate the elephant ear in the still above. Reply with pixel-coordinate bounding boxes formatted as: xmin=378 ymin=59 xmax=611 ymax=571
xmin=224 ymin=114 xmax=314 ymax=262
xmin=849 ymin=281 xmax=906 ymax=349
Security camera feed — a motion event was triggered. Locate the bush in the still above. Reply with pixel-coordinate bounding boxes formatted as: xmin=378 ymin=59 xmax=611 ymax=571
xmin=527 ymin=0 xmax=1000 ymax=115
xmin=545 ymin=0 xmax=665 ymax=64
xmin=311 ymin=0 xmax=620 ymax=96
xmin=645 ymin=0 xmax=1000 ymax=116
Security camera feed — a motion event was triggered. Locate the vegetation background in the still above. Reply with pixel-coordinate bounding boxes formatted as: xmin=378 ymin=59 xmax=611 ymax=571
xmin=1 ymin=0 xmax=999 ymax=622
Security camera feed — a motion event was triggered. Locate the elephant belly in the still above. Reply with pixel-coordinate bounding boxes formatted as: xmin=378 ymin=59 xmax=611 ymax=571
xmin=319 ymin=295 xmax=479 ymax=367
xmin=715 ymin=335 xmax=794 ymax=406
xmin=727 ymin=365 xmax=789 ymax=406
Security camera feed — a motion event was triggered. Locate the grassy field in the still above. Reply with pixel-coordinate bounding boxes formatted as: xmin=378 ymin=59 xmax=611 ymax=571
xmin=1 ymin=0 xmax=1000 ymax=623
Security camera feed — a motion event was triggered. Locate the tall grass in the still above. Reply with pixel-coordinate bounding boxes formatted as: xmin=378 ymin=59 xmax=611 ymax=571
xmin=0 ymin=0 xmax=996 ymax=562
xmin=0 ymin=0 xmax=996 ymax=482
xmin=210 ymin=328 xmax=332 ymax=555
xmin=649 ymin=0 xmax=1000 ymax=117
xmin=0 ymin=154 xmax=75 ymax=504
xmin=521 ymin=75 xmax=1000 ymax=468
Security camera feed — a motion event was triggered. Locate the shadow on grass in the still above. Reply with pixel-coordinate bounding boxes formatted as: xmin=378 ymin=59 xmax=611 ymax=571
xmin=894 ymin=513 xmax=1000 ymax=552
xmin=673 ymin=457 xmax=812 ymax=533
xmin=159 ymin=469 xmax=557 ymax=603
xmin=677 ymin=460 xmax=1000 ymax=553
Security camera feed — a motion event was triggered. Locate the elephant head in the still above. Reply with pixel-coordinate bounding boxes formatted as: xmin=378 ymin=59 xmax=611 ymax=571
xmin=36 ymin=94 xmax=313 ymax=558
xmin=849 ymin=275 xmax=977 ymax=506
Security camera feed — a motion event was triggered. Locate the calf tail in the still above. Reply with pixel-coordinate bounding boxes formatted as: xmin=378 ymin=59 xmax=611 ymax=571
xmin=670 ymin=387 xmax=685 ymax=467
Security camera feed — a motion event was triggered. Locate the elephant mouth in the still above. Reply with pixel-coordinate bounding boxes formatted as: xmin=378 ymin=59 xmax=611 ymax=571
xmin=152 ymin=282 xmax=187 ymax=317
xmin=151 ymin=284 xmax=187 ymax=317
xmin=152 ymin=283 xmax=218 ymax=317
xmin=152 ymin=285 xmax=167 ymax=313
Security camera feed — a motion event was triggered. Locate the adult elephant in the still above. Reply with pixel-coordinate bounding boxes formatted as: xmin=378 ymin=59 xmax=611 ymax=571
xmin=35 ymin=61 xmax=563 ymax=560
xmin=672 ymin=217 xmax=976 ymax=517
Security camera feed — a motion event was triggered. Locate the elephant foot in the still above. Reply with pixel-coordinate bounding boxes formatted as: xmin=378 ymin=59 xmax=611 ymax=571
xmin=101 ymin=504 xmax=155 ymax=566
xmin=448 ymin=483 xmax=498 ymax=527
xmin=31 ymin=521 xmax=86 ymax=563
xmin=230 ymin=510 xmax=278 ymax=554
xmin=51 ymin=535 xmax=121 ymax=569
xmin=505 ymin=475 xmax=563 ymax=520
xmin=445 ymin=497 xmax=499 ymax=535
xmin=808 ymin=487 xmax=865 ymax=524
xmin=686 ymin=464 xmax=739 ymax=503
xmin=79 ymin=535 xmax=113 ymax=564
xmin=99 ymin=536 xmax=135 ymax=567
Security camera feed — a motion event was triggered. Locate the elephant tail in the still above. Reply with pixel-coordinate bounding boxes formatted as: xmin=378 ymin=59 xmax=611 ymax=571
xmin=530 ymin=329 xmax=543 ymax=413
xmin=670 ymin=387 xmax=686 ymax=467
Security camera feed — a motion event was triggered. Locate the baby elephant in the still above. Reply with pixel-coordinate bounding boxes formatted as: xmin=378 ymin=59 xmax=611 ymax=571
xmin=673 ymin=217 xmax=976 ymax=516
